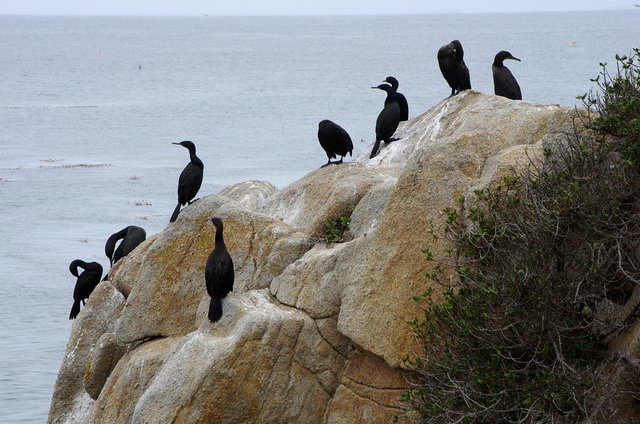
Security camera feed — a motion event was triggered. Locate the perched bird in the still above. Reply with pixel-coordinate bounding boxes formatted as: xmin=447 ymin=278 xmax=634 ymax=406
xmin=492 ymin=50 xmax=522 ymax=100
xmin=317 ymin=120 xmax=353 ymax=168
xmin=169 ymin=141 xmax=204 ymax=223
xmin=383 ymin=76 xmax=409 ymax=121
xmin=69 ymin=260 xmax=103 ymax=320
xmin=205 ymin=217 xmax=234 ymax=322
xmin=105 ymin=225 xmax=146 ymax=267
xmin=370 ymin=83 xmax=401 ymax=159
xmin=437 ymin=40 xmax=471 ymax=97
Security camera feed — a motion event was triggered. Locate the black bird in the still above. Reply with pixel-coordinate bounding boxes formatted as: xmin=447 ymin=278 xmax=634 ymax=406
xmin=317 ymin=120 xmax=353 ymax=168
xmin=105 ymin=225 xmax=146 ymax=267
xmin=205 ymin=217 xmax=234 ymax=322
xmin=437 ymin=40 xmax=471 ymax=97
xmin=169 ymin=141 xmax=204 ymax=223
xmin=69 ymin=260 xmax=103 ymax=320
xmin=370 ymin=83 xmax=401 ymax=159
xmin=492 ymin=51 xmax=522 ymax=100
xmin=383 ymin=76 xmax=409 ymax=121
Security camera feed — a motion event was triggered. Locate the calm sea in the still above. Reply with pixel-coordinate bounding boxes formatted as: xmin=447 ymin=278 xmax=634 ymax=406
xmin=0 ymin=11 xmax=637 ymax=423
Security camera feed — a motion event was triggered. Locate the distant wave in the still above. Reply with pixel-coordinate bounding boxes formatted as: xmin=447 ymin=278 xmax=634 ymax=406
xmin=39 ymin=163 xmax=111 ymax=169
xmin=0 ymin=105 xmax=99 ymax=109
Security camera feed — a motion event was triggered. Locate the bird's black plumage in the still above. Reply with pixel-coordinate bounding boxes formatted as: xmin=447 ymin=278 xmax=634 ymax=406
xmin=69 ymin=260 xmax=103 ymax=320
xmin=493 ymin=51 xmax=522 ymax=100
xmin=105 ymin=225 xmax=146 ymax=267
xmin=317 ymin=120 xmax=353 ymax=168
xmin=384 ymin=76 xmax=409 ymax=121
xmin=437 ymin=40 xmax=471 ymax=97
xmin=169 ymin=141 xmax=204 ymax=223
xmin=205 ymin=217 xmax=234 ymax=322
xmin=370 ymin=83 xmax=401 ymax=159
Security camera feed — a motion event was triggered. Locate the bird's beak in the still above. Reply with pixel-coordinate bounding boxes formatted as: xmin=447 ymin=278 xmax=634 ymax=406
xmin=172 ymin=142 xmax=180 ymax=145
xmin=371 ymin=86 xmax=378 ymax=89
xmin=511 ymin=56 xmax=521 ymax=62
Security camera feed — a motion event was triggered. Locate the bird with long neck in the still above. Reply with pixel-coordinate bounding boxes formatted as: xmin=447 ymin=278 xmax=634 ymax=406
xmin=383 ymin=76 xmax=409 ymax=121
xmin=69 ymin=259 xmax=103 ymax=319
xmin=492 ymin=50 xmax=522 ymax=100
xmin=370 ymin=83 xmax=401 ymax=159
xmin=105 ymin=225 xmax=146 ymax=266
xmin=205 ymin=217 xmax=234 ymax=322
xmin=437 ymin=39 xmax=471 ymax=97
xmin=169 ymin=141 xmax=204 ymax=223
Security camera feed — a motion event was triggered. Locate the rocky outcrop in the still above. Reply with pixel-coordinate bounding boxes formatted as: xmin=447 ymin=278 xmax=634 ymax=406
xmin=49 ymin=283 xmax=125 ymax=423
xmin=51 ymin=91 xmax=623 ymax=423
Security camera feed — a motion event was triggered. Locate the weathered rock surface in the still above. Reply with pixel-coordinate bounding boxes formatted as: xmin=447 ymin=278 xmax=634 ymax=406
xmin=83 ymin=332 xmax=127 ymax=400
xmin=258 ymin=163 xmax=398 ymax=237
xmin=48 ymin=282 xmax=125 ymax=424
xmin=50 ymin=91 xmax=637 ymax=423
xmin=113 ymin=193 xmax=312 ymax=344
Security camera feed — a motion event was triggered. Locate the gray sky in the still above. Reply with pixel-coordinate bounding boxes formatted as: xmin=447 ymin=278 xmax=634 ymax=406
xmin=1 ymin=0 xmax=636 ymax=16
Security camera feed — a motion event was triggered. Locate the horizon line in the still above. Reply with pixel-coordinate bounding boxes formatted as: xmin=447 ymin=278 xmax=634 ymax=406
xmin=0 ymin=7 xmax=635 ymax=18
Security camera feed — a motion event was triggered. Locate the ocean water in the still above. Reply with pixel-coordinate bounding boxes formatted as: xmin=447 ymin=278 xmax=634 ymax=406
xmin=0 ymin=11 xmax=637 ymax=423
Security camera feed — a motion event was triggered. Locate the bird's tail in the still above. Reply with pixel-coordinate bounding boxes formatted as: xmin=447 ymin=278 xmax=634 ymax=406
xmin=369 ymin=139 xmax=381 ymax=159
xmin=208 ymin=297 xmax=223 ymax=322
xmin=69 ymin=300 xmax=81 ymax=320
xmin=169 ymin=203 xmax=182 ymax=223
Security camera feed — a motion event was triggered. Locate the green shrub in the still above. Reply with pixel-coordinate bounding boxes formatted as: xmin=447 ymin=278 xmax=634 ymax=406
xmin=404 ymin=53 xmax=640 ymax=423
xmin=579 ymin=48 xmax=640 ymax=166
xmin=323 ymin=210 xmax=352 ymax=243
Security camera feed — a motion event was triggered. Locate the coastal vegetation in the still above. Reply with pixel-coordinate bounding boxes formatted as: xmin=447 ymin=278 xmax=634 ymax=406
xmin=323 ymin=207 xmax=353 ymax=243
xmin=403 ymin=50 xmax=640 ymax=423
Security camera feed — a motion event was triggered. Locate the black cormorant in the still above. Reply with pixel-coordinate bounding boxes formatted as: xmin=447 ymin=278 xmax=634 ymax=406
xmin=169 ymin=141 xmax=204 ymax=223
xmin=105 ymin=225 xmax=146 ymax=266
xmin=384 ymin=76 xmax=409 ymax=121
xmin=317 ymin=120 xmax=353 ymax=168
xmin=205 ymin=217 xmax=234 ymax=322
xmin=492 ymin=51 xmax=522 ymax=100
xmin=69 ymin=260 xmax=103 ymax=320
xmin=437 ymin=40 xmax=471 ymax=97
xmin=370 ymin=83 xmax=401 ymax=159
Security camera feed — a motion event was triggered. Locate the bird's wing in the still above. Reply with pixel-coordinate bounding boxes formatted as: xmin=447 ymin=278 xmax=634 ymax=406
xmin=177 ymin=163 xmax=203 ymax=204
xmin=205 ymin=251 xmax=234 ymax=297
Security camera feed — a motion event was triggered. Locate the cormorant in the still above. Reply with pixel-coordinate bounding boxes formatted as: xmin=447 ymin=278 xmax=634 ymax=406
xmin=105 ymin=225 xmax=146 ymax=266
xmin=492 ymin=51 xmax=522 ymax=100
xmin=437 ymin=40 xmax=471 ymax=97
xmin=205 ymin=217 xmax=234 ymax=322
xmin=69 ymin=260 xmax=103 ymax=320
xmin=169 ymin=141 xmax=204 ymax=223
xmin=370 ymin=83 xmax=401 ymax=159
xmin=384 ymin=76 xmax=409 ymax=121
xmin=317 ymin=120 xmax=353 ymax=168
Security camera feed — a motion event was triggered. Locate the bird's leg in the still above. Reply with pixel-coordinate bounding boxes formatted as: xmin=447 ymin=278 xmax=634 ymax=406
xmin=320 ymin=157 xmax=334 ymax=168
xmin=385 ymin=137 xmax=401 ymax=144
xmin=188 ymin=198 xmax=200 ymax=205
xmin=321 ymin=159 xmax=343 ymax=168
xmin=82 ymin=300 xmax=86 ymax=305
